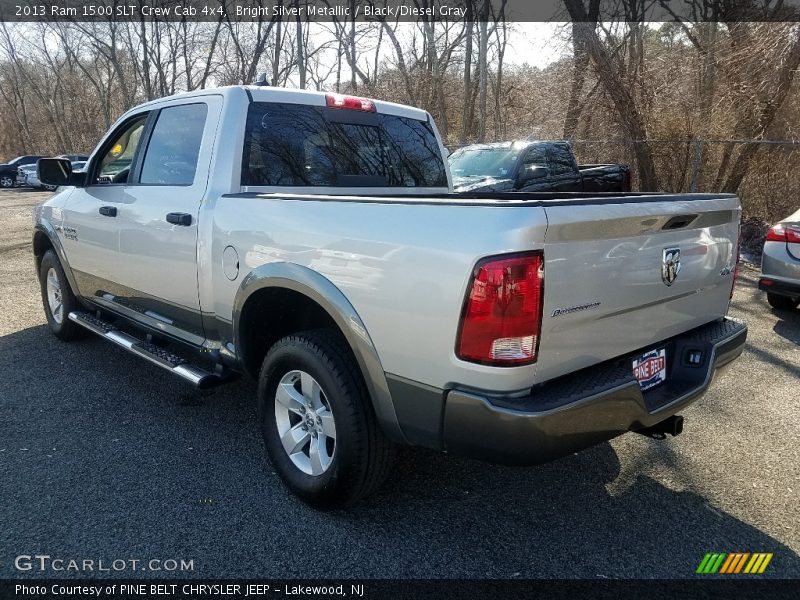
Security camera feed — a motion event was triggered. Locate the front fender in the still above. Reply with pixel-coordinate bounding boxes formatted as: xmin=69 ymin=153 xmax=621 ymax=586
xmin=33 ymin=221 xmax=79 ymax=295
xmin=232 ymin=262 xmax=407 ymax=444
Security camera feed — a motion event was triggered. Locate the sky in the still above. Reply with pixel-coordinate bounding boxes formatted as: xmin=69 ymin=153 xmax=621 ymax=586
xmin=274 ymin=20 xmax=569 ymax=89
xmin=503 ymin=22 xmax=569 ymax=68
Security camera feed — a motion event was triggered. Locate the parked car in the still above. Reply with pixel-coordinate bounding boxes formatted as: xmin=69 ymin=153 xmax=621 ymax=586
xmin=16 ymin=164 xmax=36 ymax=187
xmin=34 ymin=86 xmax=745 ymax=508
xmin=25 ymin=164 xmax=60 ymax=191
xmin=759 ymin=208 xmax=800 ymax=310
xmin=0 ymin=155 xmax=44 ymax=188
xmin=449 ymin=141 xmax=631 ymax=193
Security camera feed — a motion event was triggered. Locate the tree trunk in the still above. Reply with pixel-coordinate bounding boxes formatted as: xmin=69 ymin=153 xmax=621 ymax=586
xmin=493 ymin=1 xmax=508 ymax=140
xmin=349 ymin=2 xmax=356 ymax=91
xmin=562 ymin=1 xmax=599 ymax=139
xmin=477 ymin=4 xmax=488 ymax=143
xmin=460 ymin=11 xmax=474 ymax=144
xmin=694 ymin=22 xmax=717 ymax=190
xmin=272 ymin=17 xmax=282 ymax=86
xmin=564 ymin=0 xmax=659 ymax=190
xmin=563 ymin=24 xmax=590 ymax=139
xmin=296 ymin=16 xmax=305 ymax=89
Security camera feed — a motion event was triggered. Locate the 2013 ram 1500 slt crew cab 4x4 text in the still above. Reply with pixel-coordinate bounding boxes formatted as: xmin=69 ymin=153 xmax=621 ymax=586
xmin=33 ymin=86 xmax=747 ymax=508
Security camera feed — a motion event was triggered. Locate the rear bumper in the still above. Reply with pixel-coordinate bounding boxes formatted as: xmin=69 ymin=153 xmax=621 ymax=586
xmin=443 ymin=317 xmax=747 ymax=465
xmin=759 ymin=277 xmax=800 ymax=298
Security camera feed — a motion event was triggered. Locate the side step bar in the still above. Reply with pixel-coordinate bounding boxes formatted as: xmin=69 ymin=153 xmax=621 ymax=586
xmin=68 ymin=311 xmax=224 ymax=389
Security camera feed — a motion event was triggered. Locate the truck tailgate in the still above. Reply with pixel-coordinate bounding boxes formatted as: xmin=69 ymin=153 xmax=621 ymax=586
xmin=536 ymin=195 xmax=740 ymax=383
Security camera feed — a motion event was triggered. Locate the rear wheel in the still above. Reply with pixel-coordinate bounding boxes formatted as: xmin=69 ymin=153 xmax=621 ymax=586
xmin=258 ymin=329 xmax=395 ymax=509
xmin=767 ymin=292 xmax=799 ymax=310
xmin=39 ymin=250 xmax=84 ymax=341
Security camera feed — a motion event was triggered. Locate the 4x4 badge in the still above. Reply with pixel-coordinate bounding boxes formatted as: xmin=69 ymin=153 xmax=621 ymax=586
xmin=662 ymin=247 xmax=681 ymax=286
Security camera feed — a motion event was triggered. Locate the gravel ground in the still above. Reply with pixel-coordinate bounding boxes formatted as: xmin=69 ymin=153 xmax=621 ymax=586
xmin=1 ymin=188 xmax=798 ymax=579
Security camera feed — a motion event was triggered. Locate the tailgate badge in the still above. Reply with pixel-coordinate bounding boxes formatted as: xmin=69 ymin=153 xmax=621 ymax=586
xmin=662 ymin=248 xmax=681 ymax=286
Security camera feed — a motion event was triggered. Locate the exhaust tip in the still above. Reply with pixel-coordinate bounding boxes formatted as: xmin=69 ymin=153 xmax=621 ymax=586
xmin=634 ymin=415 xmax=684 ymax=439
xmin=670 ymin=415 xmax=684 ymax=437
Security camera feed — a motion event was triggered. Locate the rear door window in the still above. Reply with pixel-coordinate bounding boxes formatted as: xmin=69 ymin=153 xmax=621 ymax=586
xmin=139 ymin=103 xmax=208 ymax=186
xmin=547 ymin=144 xmax=576 ymax=176
xmin=242 ymin=102 xmax=447 ymax=188
xmin=522 ymin=146 xmax=548 ymax=167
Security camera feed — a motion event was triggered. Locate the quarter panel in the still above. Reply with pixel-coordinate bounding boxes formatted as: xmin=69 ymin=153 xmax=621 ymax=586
xmin=211 ymin=197 xmax=549 ymax=392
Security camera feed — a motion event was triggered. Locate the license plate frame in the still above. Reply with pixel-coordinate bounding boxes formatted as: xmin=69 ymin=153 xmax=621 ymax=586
xmin=632 ymin=348 xmax=667 ymax=391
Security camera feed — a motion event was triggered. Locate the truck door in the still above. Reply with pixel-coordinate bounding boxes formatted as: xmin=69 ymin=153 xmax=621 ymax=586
xmin=110 ymin=97 xmax=222 ymax=344
xmin=62 ymin=113 xmax=150 ymax=299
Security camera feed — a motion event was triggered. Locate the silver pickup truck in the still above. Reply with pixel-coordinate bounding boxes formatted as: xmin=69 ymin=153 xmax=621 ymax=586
xmin=33 ymin=86 xmax=747 ymax=508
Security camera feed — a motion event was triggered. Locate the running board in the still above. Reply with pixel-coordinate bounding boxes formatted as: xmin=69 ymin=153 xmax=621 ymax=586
xmin=68 ymin=311 xmax=224 ymax=389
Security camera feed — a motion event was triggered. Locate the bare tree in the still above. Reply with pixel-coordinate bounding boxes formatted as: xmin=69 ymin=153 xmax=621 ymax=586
xmin=460 ymin=2 xmax=475 ymax=144
xmin=476 ymin=3 xmax=489 ymax=142
xmin=563 ymin=0 xmax=600 ymax=139
xmin=564 ymin=0 xmax=660 ymax=190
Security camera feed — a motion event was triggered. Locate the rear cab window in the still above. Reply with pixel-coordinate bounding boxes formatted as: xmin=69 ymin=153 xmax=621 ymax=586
xmin=241 ymin=102 xmax=447 ymax=189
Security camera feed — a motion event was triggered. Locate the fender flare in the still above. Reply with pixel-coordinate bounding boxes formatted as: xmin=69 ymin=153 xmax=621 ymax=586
xmin=232 ymin=262 xmax=408 ymax=444
xmin=33 ymin=222 xmax=80 ymax=294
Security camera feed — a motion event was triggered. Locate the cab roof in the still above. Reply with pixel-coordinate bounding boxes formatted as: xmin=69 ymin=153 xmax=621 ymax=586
xmin=129 ymin=85 xmax=430 ymax=123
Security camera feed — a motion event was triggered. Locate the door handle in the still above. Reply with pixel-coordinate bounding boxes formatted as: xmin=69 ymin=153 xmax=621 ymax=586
xmin=166 ymin=212 xmax=192 ymax=226
xmin=98 ymin=206 xmax=117 ymax=217
xmin=663 ymin=214 xmax=698 ymax=230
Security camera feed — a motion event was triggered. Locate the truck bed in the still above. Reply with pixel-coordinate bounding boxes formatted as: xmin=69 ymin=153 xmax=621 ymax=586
xmin=216 ymin=190 xmax=740 ymax=390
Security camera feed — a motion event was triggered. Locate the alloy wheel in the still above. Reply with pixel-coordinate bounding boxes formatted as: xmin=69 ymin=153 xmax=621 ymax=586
xmin=274 ymin=369 xmax=337 ymax=476
xmin=45 ymin=267 xmax=64 ymax=324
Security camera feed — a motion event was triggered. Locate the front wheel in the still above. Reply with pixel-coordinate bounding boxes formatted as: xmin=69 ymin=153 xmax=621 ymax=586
xmin=39 ymin=250 xmax=84 ymax=340
xmin=0 ymin=174 xmax=14 ymax=188
xmin=258 ymin=330 xmax=395 ymax=509
xmin=767 ymin=292 xmax=799 ymax=310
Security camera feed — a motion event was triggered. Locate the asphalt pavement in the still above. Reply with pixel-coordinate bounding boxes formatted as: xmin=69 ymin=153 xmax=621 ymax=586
xmin=1 ymin=188 xmax=798 ymax=579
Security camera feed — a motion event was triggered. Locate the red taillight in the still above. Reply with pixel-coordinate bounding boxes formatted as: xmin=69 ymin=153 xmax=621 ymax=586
xmin=325 ymin=93 xmax=376 ymax=112
xmin=787 ymin=226 xmax=800 ymax=243
xmin=456 ymin=253 xmax=544 ymax=366
xmin=765 ymin=224 xmax=787 ymax=242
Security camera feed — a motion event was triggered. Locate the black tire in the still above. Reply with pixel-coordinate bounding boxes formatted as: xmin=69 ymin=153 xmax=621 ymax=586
xmin=258 ymin=329 xmax=395 ymax=509
xmin=39 ymin=250 xmax=84 ymax=341
xmin=0 ymin=174 xmax=14 ymax=188
xmin=767 ymin=292 xmax=799 ymax=310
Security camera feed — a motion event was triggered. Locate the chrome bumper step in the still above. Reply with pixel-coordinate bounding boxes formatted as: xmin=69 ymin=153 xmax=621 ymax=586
xmin=68 ymin=311 xmax=224 ymax=389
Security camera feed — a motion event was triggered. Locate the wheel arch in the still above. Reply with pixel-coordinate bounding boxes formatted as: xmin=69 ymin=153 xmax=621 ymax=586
xmin=233 ymin=263 xmax=407 ymax=444
xmin=33 ymin=223 xmax=80 ymax=294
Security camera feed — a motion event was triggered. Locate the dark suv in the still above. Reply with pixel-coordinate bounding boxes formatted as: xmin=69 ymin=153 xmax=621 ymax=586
xmin=0 ymin=155 xmax=45 ymax=188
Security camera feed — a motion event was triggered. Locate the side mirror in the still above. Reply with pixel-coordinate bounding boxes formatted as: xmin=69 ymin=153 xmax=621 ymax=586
xmin=518 ymin=164 xmax=549 ymax=185
xmin=38 ymin=158 xmax=83 ymax=188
